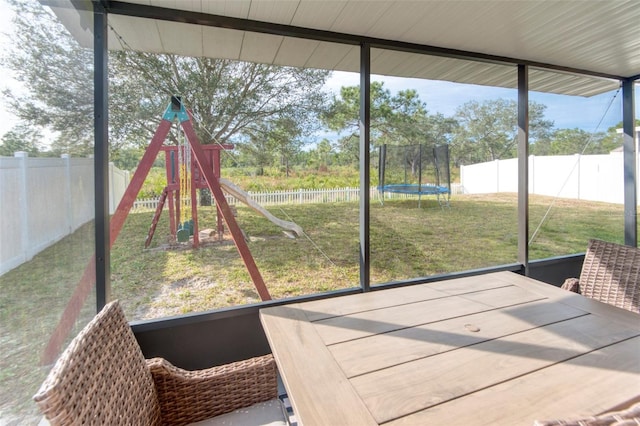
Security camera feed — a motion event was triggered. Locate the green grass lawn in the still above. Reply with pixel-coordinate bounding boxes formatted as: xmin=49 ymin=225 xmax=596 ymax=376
xmin=0 ymin=193 xmax=627 ymax=418
xmin=111 ymin=192 xmax=625 ymax=318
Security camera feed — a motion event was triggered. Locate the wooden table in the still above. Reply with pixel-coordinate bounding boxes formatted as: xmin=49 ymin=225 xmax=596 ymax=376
xmin=260 ymin=271 xmax=640 ymax=426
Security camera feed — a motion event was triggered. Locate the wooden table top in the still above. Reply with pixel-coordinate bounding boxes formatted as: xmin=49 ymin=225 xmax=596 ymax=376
xmin=260 ymin=271 xmax=640 ymax=426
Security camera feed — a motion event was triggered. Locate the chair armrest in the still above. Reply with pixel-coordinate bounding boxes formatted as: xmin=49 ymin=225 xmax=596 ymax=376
xmin=147 ymin=354 xmax=278 ymax=425
xmin=561 ymin=278 xmax=581 ymax=294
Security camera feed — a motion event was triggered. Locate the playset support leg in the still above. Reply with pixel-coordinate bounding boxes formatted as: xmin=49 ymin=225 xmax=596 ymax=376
xmin=181 ymin=115 xmax=271 ymax=301
xmin=42 ymin=99 xmax=271 ymax=365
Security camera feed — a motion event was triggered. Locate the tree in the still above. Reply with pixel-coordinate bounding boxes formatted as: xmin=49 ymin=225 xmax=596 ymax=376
xmin=451 ymin=99 xmax=553 ymax=165
xmin=3 ymin=0 xmax=94 ymax=157
xmin=110 ymin=53 xmax=329 ymax=152
xmin=109 ymin=146 xmax=148 ymax=171
xmin=322 ymin=81 xmax=453 ymax=166
xmin=608 ymin=119 xmax=640 ymax=132
xmin=237 ymin=115 xmax=304 ymax=176
xmin=322 ymin=82 xmax=393 ymax=162
xmin=3 ymin=0 xmax=330 ymax=170
xmin=0 ymin=124 xmax=44 ymax=157
xmin=530 ymin=128 xmax=611 ymax=156
xmin=265 ymin=116 xmax=304 ymax=177
xmin=312 ymin=138 xmax=334 ymax=171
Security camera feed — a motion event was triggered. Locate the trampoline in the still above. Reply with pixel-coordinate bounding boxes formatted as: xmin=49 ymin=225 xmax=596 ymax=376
xmin=378 ymin=144 xmax=451 ymax=208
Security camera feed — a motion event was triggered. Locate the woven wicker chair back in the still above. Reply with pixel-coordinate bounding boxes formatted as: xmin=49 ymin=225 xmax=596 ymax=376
xmin=579 ymin=239 xmax=640 ymax=313
xmin=33 ymin=301 xmax=162 ymax=425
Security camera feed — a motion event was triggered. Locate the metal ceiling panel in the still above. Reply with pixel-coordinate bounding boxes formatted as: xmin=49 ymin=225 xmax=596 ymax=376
xmin=239 ymin=31 xmax=283 ymax=64
xmin=372 ymin=48 xmax=515 ymax=92
xmin=48 ymin=3 xmax=94 ymax=48
xmin=50 ymin=0 xmax=639 ymax=96
xmin=328 ymin=1 xmax=394 ymax=35
xmin=401 ymin=1 xmax=511 ymax=49
xmin=108 ymin=15 xmax=163 ymax=53
xmin=202 ymin=26 xmax=244 ymax=60
xmin=303 ymin=41 xmax=357 ymax=70
xmin=396 ymin=1 xmax=640 ymax=78
xmin=290 ymin=1 xmax=347 ymax=30
xmin=199 ymin=0 xmax=251 ymax=18
xmin=274 ymin=37 xmax=321 ymax=68
xmin=156 ymin=20 xmax=203 ymax=57
xmin=124 ymin=0 xmax=252 ymax=18
xmin=371 ymin=49 xmax=408 ymax=74
xmin=529 ymin=69 xmax=619 ymax=98
xmin=150 ymin=0 xmax=201 ymax=13
xmin=370 ymin=48 xmax=618 ymax=97
xmin=369 ymin=2 xmax=434 ymax=42
xmin=247 ymin=0 xmax=300 ymax=25
xmin=333 ymin=45 xmax=360 ymax=73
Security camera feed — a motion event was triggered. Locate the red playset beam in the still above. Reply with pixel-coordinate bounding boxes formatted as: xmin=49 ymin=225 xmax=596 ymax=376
xmin=181 ymin=115 xmax=271 ymax=301
xmin=157 ymin=143 xmax=233 ymax=246
xmin=41 ymin=119 xmax=174 ymax=365
xmin=42 ymin=100 xmax=270 ymax=364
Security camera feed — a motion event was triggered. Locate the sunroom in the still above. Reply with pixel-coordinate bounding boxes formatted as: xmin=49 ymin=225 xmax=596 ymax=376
xmin=0 ymin=0 xmax=638 ymax=424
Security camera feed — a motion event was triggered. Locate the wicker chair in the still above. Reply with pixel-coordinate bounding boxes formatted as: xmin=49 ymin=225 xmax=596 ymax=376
xmin=561 ymin=239 xmax=640 ymax=313
xmin=33 ymin=300 xmax=282 ymax=426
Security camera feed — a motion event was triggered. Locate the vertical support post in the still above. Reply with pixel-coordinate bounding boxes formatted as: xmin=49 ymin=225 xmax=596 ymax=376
xmin=359 ymin=43 xmax=371 ymax=291
xmin=622 ymin=79 xmax=637 ymax=246
xmin=62 ymin=154 xmax=73 ymax=232
xmin=16 ymin=152 xmax=30 ymax=263
xmin=94 ymin=4 xmax=110 ymax=310
xmin=418 ymin=144 xmax=423 ymax=208
xmin=379 ymin=144 xmax=386 ymax=204
xmin=517 ymin=65 xmax=530 ymax=274
xmin=43 ymin=0 xmax=110 ymax=366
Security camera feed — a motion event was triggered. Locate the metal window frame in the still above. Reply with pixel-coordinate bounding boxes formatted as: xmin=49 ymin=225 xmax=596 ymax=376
xmin=89 ymin=1 xmax=639 ymax=311
xmin=93 ymin=1 xmax=110 ymax=310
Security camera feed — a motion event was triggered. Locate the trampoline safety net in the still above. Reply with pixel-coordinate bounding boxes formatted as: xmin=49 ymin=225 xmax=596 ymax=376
xmin=378 ymin=144 xmax=451 ymax=208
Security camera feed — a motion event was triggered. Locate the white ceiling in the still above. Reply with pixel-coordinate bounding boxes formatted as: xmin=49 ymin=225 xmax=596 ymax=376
xmin=54 ymin=0 xmax=640 ymax=96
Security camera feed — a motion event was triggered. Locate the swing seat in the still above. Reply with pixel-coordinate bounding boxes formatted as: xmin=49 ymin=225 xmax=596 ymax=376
xmin=177 ymin=220 xmax=194 ymax=242
xmin=177 ymin=227 xmax=190 ymax=242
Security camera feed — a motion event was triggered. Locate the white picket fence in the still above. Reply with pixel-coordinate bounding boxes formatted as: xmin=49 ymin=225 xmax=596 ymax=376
xmin=132 ymin=184 xmax=463 ymax=211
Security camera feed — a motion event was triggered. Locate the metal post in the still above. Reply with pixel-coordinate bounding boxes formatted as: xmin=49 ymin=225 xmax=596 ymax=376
xmin=43 ymin=0 xmax=111 ymax=366
xmin=360 ymin=43 xmax=371 ymax=291
xmin=517 ymin=65 xmax=529 ymax=274
xmin=418 ymin=144 xmax=423 ymax=208
xmin=622 ymin=79 xmax=637 ymax=246
xmin=94 ymin=3 xmax=110 ymax=309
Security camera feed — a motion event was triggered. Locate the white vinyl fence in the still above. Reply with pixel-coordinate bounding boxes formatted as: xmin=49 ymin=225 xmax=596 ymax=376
xmin=460 ymin=151 xmax=640 ymax=204
xmin=0 ymin=152 xmax=130 ymax=276
xmin=132 ymin=183 xmax=464 ymax=211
